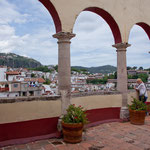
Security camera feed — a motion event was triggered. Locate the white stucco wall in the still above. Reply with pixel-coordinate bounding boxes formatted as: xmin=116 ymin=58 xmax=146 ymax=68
xmin=0 ymin=67 xmax=7 ymax=82
xmin=0 ymin=91 xmax=149 ymax=124
xmin=44 ymin=0 xmax=150 ymax=42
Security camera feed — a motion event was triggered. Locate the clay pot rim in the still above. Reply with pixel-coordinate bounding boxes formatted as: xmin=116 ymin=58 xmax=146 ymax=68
xmin=62 ymin=121 xmax=84 ymax=126
xmin=62 ymin=121 xmax=83 ymax=124
xmin=129 ymin=109 xmax=146 ymax=112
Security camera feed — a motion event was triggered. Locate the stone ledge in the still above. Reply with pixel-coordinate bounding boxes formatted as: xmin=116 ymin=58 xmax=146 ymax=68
xmin=0 ymin=95 xmax=61 ymax=104
xmin=71 ymin=91 xmax=121 ymax=98
xmin=0 ymin=89 xmax=149 ymax=103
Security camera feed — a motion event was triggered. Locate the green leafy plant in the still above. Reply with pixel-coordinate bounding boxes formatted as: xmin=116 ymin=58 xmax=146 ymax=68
xmin=62 ymin=104 xmax=88 ymax=124
xmin=128 ymin=97 xmax=147 ymax=111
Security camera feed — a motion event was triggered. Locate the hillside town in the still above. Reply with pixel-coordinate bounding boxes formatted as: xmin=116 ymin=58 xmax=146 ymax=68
xmin=0 ymin=65 xmax=150 ymax=98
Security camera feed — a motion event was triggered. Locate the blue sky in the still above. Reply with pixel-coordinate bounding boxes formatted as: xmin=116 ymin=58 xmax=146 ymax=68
xmin=0 ymin=0 xmax=150 ymax=68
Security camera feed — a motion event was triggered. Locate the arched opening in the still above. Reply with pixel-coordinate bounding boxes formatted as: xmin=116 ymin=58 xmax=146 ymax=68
xmin=84 ymin=7 xmax=122 ymax=44
xmin=127 ymin=23 xmax=150 ymax=88
xmin=0 ymin=0 xmax=58 ymax=65
xmin=71 ymin=11 xmax=118 ymax=92
xmin=39 ymin=0 xmax=62 ymax=33
xmin=128 ymin=23 xmax=150 ymax=68
xmin=0 ymin=0 xmax=60 ymax=143
xmin=136 ymin=22 xmax=150 ymax=40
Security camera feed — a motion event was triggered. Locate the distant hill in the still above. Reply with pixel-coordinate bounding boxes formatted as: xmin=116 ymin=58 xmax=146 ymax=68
xmin=0 ymin=53 xmax=42 ymax=68
xmin=72 ymin=65 xmax=117 ymax=74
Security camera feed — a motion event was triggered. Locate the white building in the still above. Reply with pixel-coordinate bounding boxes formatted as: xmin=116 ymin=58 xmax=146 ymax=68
xmin=42 ymin=84 xmax=55 ymax=95
xmin=6 ymin=71 xmax=21 ymax=81
xmin=0 ymin=66 xmax=7 ymax=82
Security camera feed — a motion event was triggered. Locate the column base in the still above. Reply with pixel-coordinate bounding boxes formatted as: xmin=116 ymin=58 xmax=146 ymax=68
xmin=60 ymin=90 xmax=71 ymax=115
xmin=57 ymin=115 xmax=63 ymax=132
xmin=57 ymin=116 xmax=63 ymax=138
xmin=120 ymin=107 xmax=129 ymax=122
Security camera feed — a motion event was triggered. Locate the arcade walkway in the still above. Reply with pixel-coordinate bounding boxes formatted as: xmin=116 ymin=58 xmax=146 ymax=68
xmin=1 ymin=116 xmax=150 ymax=150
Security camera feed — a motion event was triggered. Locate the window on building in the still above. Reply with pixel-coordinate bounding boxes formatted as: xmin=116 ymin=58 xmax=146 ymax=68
xmin=29 ymin=91 xmax=34 ymax=96
xmin=23 ymin=92 xmax=27 ymax=96
xmin=14 ymin=84 xmax=18 ymax=88
xmin=5 ymin=84 xmax=9 ymax=88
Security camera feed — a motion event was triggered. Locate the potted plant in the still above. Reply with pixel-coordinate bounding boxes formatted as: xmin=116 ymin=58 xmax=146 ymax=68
xmin=62 ymin=104 xmax=88 ymax=143
xmin=128 ymin=97 xmax=147 ymax=125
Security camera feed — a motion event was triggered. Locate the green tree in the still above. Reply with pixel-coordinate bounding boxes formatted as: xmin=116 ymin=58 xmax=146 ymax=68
xmin=44 ymin=79 xmax=51 ymax=85
xmin=108 ymin=74 xmax=115 ymax=79
xmin=30 ymin=66 xmax=52 ymax=72
xmin=132 ymin=66 xmax=137 ymax=70
xmin=54 ymin=65 xmax=58 ymax=72
xmin=128 ymin=74 xmax=133 ymax=79
xmin=138 ymin=74 xmax=148 ymax=83
xmin=86 ymin=76 xmax=108 ymax=85
xmin=127 ymin=66 xmax=132 ymax=70
xmin=71 ymin=67 xmax=80 ymax=73
xmin=139 ymin=66 xmax=143 ymax=70
xmin=80 ymin=69 xmax=88 ymax=72
xmin=31 ymin=73 xmax=36 ymax=78
xmin=127 ymin=73 xmax=148 ymax=83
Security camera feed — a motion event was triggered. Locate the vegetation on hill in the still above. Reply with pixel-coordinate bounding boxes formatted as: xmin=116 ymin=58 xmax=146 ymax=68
xmin=71 ymin=67 xmax=88 ymax=74
xmin=128 ymin=74 xmax=148 ymax=83
xmin=30 ymin=66 xmax=53 ymax=72
xmin=0 ymin=53 xmax=42 ymax=68
xmin=72 ymin=65 xmax=117 ymax=74
xmin=87 ymin=72 xmax=117 ymax=85
xmin=86 ymin=71 xmax=148 ymax=85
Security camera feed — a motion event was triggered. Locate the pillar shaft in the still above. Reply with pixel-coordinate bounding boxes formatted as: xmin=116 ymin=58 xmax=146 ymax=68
xmin=113 ymin=43 xmax=131 ymax=106
xmin=113 ymin=43 xmax=131 ymax=121
xmin=53 ymin=32 xmax=75 ymax=115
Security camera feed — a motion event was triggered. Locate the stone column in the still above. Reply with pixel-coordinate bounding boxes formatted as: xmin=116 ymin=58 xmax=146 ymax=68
xmin=53 ymin=32 xmax=75 ymax=115
xmin=112 ymin=43 xmax=131 ymax=121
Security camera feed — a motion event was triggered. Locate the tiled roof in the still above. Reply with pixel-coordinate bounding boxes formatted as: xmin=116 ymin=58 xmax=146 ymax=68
xmin=107 ymin=79 xmax=137 ymax=83
xmin=6 ymin=71 xmax=20 ymax=75
xmin=24 ymin=78 xmax=45 ymax=83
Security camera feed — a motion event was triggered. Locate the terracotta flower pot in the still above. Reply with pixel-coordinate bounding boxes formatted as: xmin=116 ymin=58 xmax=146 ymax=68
xmin=129 ymin=109 xmax=146 ymax=125
xmin=62 ymin=121 xmax=84 ymax=143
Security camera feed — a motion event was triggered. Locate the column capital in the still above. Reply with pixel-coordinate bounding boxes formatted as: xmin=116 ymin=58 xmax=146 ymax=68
xmin=53 ymin=32 xmax=76 ymax=40
xmin=112 ymin=42 xmax=131 ymax=51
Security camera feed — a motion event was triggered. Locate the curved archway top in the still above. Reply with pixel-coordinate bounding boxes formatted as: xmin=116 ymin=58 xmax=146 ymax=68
xmin=136 ymin=22 xmax=150 ymax=40
xmin=39 ymin=0 xmax=150 ymax=43
xmin=83 ymin=7 xmax=122 ymax=44
xmin=39 ymin=0 xmax=62 ymax=33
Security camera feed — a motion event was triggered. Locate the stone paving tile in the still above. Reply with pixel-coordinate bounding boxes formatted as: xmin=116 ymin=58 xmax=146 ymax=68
xmin=35 ymin=140 xmax=50 ymax=146
xmin=80 ymin=142 xmax=93 ymax=149
xmin=3 ymin=147 xmax=16 ymax=150
xmin=43 ymin=144 xmax=56 ymax=150
xmin=65 ymin=144 xmax=82 ymax=150
xmin=15 ymin=144 xmax=29 ymax=150
xmin=1 ymin=116 xmax=150 ymax=150
xmin=27 ymin=142 xmax=42 ymax=150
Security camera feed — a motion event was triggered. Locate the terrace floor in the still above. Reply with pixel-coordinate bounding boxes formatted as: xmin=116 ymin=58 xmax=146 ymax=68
xmin=1 ymin=116 xmax=150 ymax=150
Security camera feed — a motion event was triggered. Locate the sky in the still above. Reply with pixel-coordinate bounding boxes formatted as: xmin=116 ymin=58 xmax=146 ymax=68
xmin=0 ymin=0 xmax=149 ymax=69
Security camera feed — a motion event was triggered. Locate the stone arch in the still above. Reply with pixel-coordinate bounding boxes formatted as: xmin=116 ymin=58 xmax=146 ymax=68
xmin=136 ymin=22 xmax=150 ymax=40
xmin=80 ymin=7 xmax=122 ymax=44
xmin=39 ymin=0 xmax=62 ymax=33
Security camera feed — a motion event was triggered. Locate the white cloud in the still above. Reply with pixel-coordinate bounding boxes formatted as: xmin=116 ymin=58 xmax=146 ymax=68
xmin=0 ymin=1 xmax=149 ymax=69
xmin=71 ymin=12 xmax=116 ymax=67
xmin=0 ymin=0 xmax=57 ymax=65
xmin=0 ymin=0 xmax=29 ymax=24
xmin=71 ymin=12 xmax=150 ymax=68
xmin=127 ymin=25 xmax=150 ymax=68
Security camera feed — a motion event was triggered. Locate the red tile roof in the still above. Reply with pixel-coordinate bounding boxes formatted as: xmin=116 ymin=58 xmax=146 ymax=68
xmin=107 ymin=79 xmax=137 ymax=83
xmin=24 ymin=78 xmax=45 ymax=83
xmin=6 ymin=72 xmax=21 ymax=75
